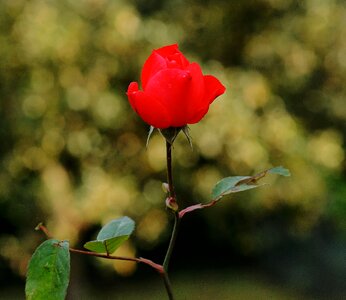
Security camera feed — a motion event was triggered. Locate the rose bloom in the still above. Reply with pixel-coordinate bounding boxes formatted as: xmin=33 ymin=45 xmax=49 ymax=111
xmin=127 ymin=44 xmax=225 ymax=129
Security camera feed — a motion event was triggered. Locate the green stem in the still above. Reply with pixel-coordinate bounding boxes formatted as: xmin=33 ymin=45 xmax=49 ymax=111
xmin=161 ymin=272 xmax=174 ymax=300
xmin=162 ymin=141 xmax=180 ymax=300
xmin=166 ymin=141 xmax=175 ymax=198
xmin=163 ymin=141 xmax=180 ymax=272
xmin=163 ymin=212 xmax=180 ymax=271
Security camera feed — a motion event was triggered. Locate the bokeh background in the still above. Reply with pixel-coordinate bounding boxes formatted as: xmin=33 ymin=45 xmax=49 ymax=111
xmin=1 ymin=0 xmax=345 ymax=299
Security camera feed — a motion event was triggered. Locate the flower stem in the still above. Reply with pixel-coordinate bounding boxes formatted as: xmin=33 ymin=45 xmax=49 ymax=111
xmin=161 ymin=272 xmax=174 ymax=300
xmin=163 ymin=141 xmax=180 ymax=271
xmin=162 ymin=141 xmax=181 ymax=299
xmin=163 ymin=212 xmax=180 ymax=272
xmin=166 ymin=141 xmax=175 ymax=198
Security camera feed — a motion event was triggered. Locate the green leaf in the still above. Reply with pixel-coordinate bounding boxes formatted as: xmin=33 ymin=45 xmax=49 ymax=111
xmin=268 ymin=166 xmax=291 ymax=177
xmin=211 ymin=176 xmax=260 ymax=199
xmin=25 ymin=239 xmax=70 ymax=300
xmin=211 ymin=166 xmax=290 ymax=200
xmin=84 ymin=236 xmax=129 ymax=254
xmin=84 ymin=216 xmax=135 ymax=254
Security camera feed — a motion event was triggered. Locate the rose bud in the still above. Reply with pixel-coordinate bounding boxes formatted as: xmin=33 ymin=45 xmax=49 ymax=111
xmin=127 ymin=44 xmax=225 ymax=129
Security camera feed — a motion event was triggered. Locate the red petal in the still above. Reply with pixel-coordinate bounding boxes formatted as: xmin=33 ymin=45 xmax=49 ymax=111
xmin=203 ymin=75 xmax=226 ymax=104
xmin=186 ymin=63 xmax=205 ymax=101
xmin=141 ymin=45 xmax=190 ymax=89
xmin=187 ymin=105 xmax=210 ymax=124
xmin=127 ymin=82 xmax=140 ymax=111
xmin=155 ymin=44 xmax=179 ymax=57
xmin=155 ymin=44 xmax=189 ymax=69
xmin=141 ymin=52 xmax=167 ymax=90
xmin=145 ymin=69 xmax=192 ymax=127
xmin=184 ymin=63 xmax=206 ymax=121
xmin=187 ymin=74 xmax=225 ymax=124
xmin=127 ymin=82 xmax=171 ymax=128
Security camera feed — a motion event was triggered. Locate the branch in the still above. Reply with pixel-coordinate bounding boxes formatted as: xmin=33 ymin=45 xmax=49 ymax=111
xmin=35 ymin=222 xmax=52 ymax=238
xmin=36 ymin=223 xmax=164 ymax=273
xmin=178 ymin=199 xmax=219 ymax=218
xmin=69 ymin=248 xmax=164 ymax=273
xmin=36 ymin=216 xmax=175 ymax=299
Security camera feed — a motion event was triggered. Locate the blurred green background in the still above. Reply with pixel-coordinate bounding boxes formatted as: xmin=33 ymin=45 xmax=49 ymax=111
xmin=0 ymin=0 xmax=345 ymax=299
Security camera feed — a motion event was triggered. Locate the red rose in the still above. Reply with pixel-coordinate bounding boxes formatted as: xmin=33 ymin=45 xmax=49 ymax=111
xmin=127 ymin=44 xmax=226 ymax=129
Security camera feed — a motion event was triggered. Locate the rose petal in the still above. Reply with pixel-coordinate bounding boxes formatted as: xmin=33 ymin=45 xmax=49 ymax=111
xmin=186 ymin=74 xmax=225 ymax=124
xmin=188 ymin=75 xmax=225 ymax=123
xmin=155 ymin=44 xmax=179 ymax=57
xmin=141 ymin=52 xmax=167 ymax=90
xmin=188 ymin=106 xmax=210 ymax=124
xmin=155 ymin=44 xmax=189 ymax=69
xmin=184 ymin=63 xmax=207 ymax=121
xmin=145 ymin=68 xmax=192 ymax=127
xmin=167 ymin=52 xmax=190 ymax=69
xmin=186 ymin=63 xmax=204 ymax=99
xmin=203 ymin=75 xmax=226 ymax=104
xmin=127 ymin=82 xmax=171 ymax=128
xmin=127 ymin=82 xmax=140 ymax=111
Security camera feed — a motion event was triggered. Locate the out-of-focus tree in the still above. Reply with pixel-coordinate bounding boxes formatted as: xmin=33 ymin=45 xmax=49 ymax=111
xmin=0 ymin=0 xmax=345 ymax=294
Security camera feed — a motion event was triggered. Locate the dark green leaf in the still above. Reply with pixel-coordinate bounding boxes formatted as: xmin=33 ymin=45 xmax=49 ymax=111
xmin=84 ymin=216 xmax=135 ymax=254
xmin=25 ymin=239 xmax=70 ymax=300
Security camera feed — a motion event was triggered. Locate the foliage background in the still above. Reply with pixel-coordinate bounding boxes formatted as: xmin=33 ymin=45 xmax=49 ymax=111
xmin=0 ymin=0 xmax=345 ymax=298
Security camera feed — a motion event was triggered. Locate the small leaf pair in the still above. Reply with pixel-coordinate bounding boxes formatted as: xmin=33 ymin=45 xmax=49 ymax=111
xmin=84 ymin=216 xmax=135 ymax=255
